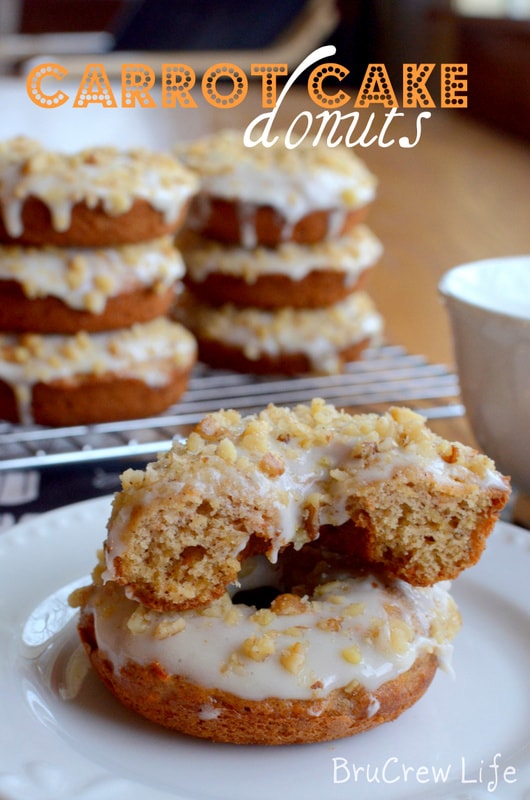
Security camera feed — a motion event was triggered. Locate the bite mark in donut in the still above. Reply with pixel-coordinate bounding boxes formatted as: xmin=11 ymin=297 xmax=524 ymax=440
xmin=103 ymin=401 xmax=510 ymax=612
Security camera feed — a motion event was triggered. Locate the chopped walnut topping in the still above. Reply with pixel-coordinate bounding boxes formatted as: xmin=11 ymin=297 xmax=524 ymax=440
xmin=270 ymin=593 xmax=310 ymax=616
xmin=388 ymin=619 xmax=414 ymax=654
xmin=342 ymin=644 xmax=362 ymax=664
xmin=241 ymin=419 xmax=270 ymax=453
xmin=127 ymin=605 xmax=152 ymax=634
xmin=317 ymin=617 xmax=342 ymax=632
xmin=154 ymin=617 xmax=186 ymax=639
xmin=186 ymin=432 xmax=205 ymax=454
xmin=220 ymin=652 xmax=245 ymax=675
xmin=12 ymin=346 xmax=30 ymax=364
xmin=314 ymin=580 xmax=349 ymax=597
xmin=217 ymin=438 xmax=237 ymax=464
xmin=223 ymin=605 xmax=243 ymax=626
xmin=431 ymin=598 xmax=461 ymax=642
xmin=280 ymin=642 xmax=306 ymax=674
xmin=367 ymin=617 xmax=384 ymax=642
xmin=441 ymin=444 xmax=460 ymax=464
xmin=325 ymin=595 xmax=347 ymax=606
xmin=283 ymin=625 xmax=307 ymax=637
xmin=250 ymin=608 xmax=277 ymax=626
xmin=195 ymin=415 xmax=226 ymax=441
xmin=198 ymin=593 xmax=232 ymax=618
xmin=241 ymin=633 xmax=276 ymax=661
xmin=94 ymin=273 xmax=115 ymax=293
xmin=343 ymin=602 xmax=366 ymax=617
xmin=259 ymin=452 xmax=285 ymax=477
xmin=235 ymin=454 xmax=252 ymax=471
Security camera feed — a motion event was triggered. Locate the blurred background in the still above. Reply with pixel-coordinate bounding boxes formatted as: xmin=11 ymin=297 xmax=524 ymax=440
xmin=0 ymin=0 xmax=529 ymax=139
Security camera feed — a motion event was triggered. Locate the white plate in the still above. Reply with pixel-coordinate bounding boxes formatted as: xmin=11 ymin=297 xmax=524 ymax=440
xmin=0 ymin=496 xmax=529 ymax=800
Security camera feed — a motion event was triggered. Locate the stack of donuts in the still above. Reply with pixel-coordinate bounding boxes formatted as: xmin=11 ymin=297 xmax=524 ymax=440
xmin=72 ymin=399 xmax=511 ymax=744
xmin=174 ymin=129 xmax=384 ymax=375
xmin=0 ymin=136 xmax=198 ymax=426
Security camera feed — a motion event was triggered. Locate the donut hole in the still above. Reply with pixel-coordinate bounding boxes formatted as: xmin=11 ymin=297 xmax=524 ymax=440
xmin=231 ymin=585 xmax=281 ymax=609
xmin=230 ymin=543 xmax=361 ymax=612
xmin=229 ymin=553 xmax=286 ymax=609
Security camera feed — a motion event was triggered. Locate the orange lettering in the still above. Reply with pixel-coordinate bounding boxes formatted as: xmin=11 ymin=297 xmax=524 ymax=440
xmin=201 ymin=62 xmax=248 ymax=108
xmin=308 ymin=62 xmax=351 ymax=109
xmin=72 ymin=64 xmax=117 ymax=108
xmin=26 ymin=62 xmax=69 ymax=107
xmin=402 ymin=64 xmax=436 ymax=108
xmin=121 ymin=63 xmax=157 ymax=108
xmin=250 ymin=63 xmax=288 ymax=108
xmin=162 ymin=64 xmax=198 ymax=108
xmin=441 ymin=64 xmax=468 ymax=107
xmin=355 ymin=64 xmax=398 ymax=108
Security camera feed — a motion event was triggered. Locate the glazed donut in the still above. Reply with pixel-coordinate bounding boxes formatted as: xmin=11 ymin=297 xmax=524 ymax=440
xmin=0 ymin=237 xmax=185 ymax=333
xmin=103 ymin=400 xmax=510 ymax=612
xmin=0 ymin=317 xmax=197 ymax=425
xmin=0 ymin=137 xmax=198 ymax=246
xmin=74 ymin=548 xmax=461 ymax=745
xmin=173 ymin=290 xmax=383 ymax=375
xmin=175 ymin=129 xmax=377 ymax=247
xmin=179 ymin=225 xmax=383 ymax=309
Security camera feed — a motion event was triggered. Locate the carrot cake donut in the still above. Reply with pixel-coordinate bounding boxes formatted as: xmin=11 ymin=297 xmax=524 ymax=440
xmin=0 ymin=317 xmax=197 ymax=426
xmin=174 ymin=290 xmax=383 ymax=374
xmin=71 ymin=401 xmax=509 ymax=744
xmin=0 ymin=236 xmax=186 ymax=333
xmin=102 ymin=400 xmax=510 ymax=611
xmin=175 ymin=129 xmax=377 ymax=248
xmin=179 ymin=225 xmax=383 ymax=309
xmin=0 ymin=137 xmax=198 ymax=247
xmin=75 ymin=552 xmax=461 ymax=745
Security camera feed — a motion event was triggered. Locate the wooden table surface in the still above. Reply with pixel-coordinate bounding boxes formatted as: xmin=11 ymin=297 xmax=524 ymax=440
xmin=360 ymin=108 xmax=530 ymax=456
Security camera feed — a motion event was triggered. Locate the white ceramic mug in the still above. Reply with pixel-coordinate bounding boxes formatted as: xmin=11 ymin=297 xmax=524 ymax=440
xmin=439 ymin=255 xmax=530 ymax=492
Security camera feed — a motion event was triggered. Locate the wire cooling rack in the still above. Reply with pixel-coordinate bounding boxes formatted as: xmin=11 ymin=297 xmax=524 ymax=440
xmin=0 ymin=345 xmax=464 ymax=471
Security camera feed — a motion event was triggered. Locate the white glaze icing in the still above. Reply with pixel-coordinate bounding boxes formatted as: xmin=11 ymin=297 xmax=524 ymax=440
xmin=0 ymin=318 xmax=196 ymax=424
xmin=175 ymin=291 xmax=383 ymax=374
xmin=85 ymin=570 xmax=459 ymax=702
xmin=0 ymin=237 xmax=185 ymax=313
xmin=0 ymin=137 xmax=198 ymax=238
xmin=179 ymin=225 xmax=382 ymax=285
